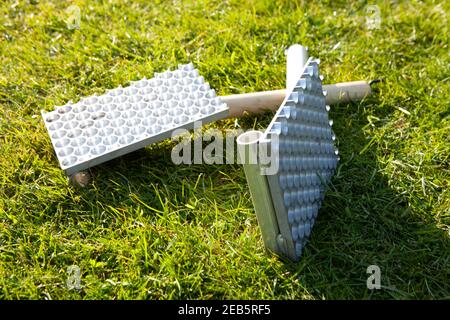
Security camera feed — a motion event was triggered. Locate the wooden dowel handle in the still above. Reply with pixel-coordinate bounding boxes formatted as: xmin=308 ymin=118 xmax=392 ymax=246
xmin=222 ymin=81 xmax=372 ymax=118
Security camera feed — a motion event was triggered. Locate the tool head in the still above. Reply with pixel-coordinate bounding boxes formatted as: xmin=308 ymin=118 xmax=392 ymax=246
xmin=252 ymin=57 xmax=339 ymax=260
xmin=42 ymin=63 xmax=228 ymax=175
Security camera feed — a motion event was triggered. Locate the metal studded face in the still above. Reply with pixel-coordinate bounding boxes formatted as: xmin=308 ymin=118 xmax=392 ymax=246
xmin=261 ymin=58 xmax=339 ymax=261
xmin=42 ymin=63 xmax=228 ymax=175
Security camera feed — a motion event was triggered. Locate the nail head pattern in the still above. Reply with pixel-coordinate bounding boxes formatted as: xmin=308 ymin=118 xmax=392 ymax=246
xmin=42 ymin=63 xmax=228 ymax=175
xmin=264 ymin=58 xmax=339 ymax=260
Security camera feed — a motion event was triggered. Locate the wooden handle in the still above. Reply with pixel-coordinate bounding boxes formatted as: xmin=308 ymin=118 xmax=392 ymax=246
xmin=222 ymin=81 xmax=372 ymax=118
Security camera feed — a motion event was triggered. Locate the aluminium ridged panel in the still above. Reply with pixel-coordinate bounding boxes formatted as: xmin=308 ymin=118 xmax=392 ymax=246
xmin=262 ymin=58 xmax=339 ymax=260
xmin=42 ymin=63 xmax=229 ymax=175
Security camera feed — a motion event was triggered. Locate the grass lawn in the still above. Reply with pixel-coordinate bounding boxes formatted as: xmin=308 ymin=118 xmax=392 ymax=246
xmin=0 ymin=0 xmax=449 ymax=299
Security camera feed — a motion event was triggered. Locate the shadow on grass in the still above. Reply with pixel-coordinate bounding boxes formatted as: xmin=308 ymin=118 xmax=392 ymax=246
xmin=278 ymin=97 xmax=449 ymax=299
xmin=69 ymin=98 xmax=448 ymax=299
